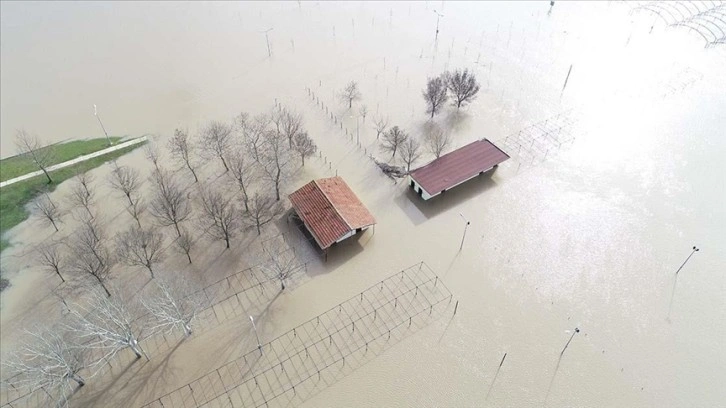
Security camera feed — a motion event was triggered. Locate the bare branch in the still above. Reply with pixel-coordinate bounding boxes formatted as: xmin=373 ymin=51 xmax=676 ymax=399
xmin=67 ymin=217 xmax=114 ymax=297
xmin=148 ymin=168 xmax=192 ymax=237
xmin=33 ymin=193 xmax=62 ymax=232
xmin=174 ymin=227 xmax=194 ymax=264
xmin=274 ymin=107 xmax=304 ymax=148
xmin=67 ymin=287 xmax=148 ymax=363
xmin=400 ymin=136 xmax=423 ymax=172
xmin=36 ymin=241 xmax=67 ymax=283
xmin=424 ymin=124 xmax=451 ymax=158
xmin=108 ymin=163 xmax=142 ymax=207
xmin=125 ymin=197 xmax=147 ymax=229
xmin=228 ymin=149 xmax=257 ymax=212
xmin=167 ymin=128 xmax=199 ymax=183
xmin=238 ymin=112 xmax=270 ymax=162
xmin=445 ymin=68 xmax=480 ymax=109
xmin=115 ymin=225 xmax=165 ymax=279
xmin=2 ymin=328 xmax=87 ymax=406
xmin=339 ymin=81 xmax=362 ymax=109
xmin=259 ymin=243 xmax=304 ymax=291
xmin=15 ymin=129 xmax=55 ymax=184
xmin=359 ymin=105 xmax=368 ymax=123
xmin=380 ymin=126 xmax=409 ymax=159
xmin=373 ymin=116 xmax=389 ymax=140
xmin=292 ymin=132 xmax=317 ymax=167
xmin=243 ymin=194 xmax=283 ymax=236
xmin=141 ymin=276 xmax=208 ymax=337
xmin=198 ymin=185 xmax=241 ymax=249
xmin=68 ymin=173 xmax=95 ymax=219
xmin=259 ymin=130 xmax=296 ymax=201
xmin=200 ymin=120 xmax=233 ymax=172
xmin=423 ymin=75 xmax=448 ymax=118
xmin=143 ymin=142 xmax=162 ymax=172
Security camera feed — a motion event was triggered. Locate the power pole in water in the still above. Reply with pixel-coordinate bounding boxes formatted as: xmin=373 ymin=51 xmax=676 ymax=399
xmin=433 ymin=10 xmax=444 ymax=42
xmin=459 ymin=213 xmax=470 ymax=251
xmin=261 ymin=28 xmax=274 ymax=57
xmin=675 ymin=246 xmax=700 ymax=275
xmin=93 ymin=104 xmax=111 ymax=146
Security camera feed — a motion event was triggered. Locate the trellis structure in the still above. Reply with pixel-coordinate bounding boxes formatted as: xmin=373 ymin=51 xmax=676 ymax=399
xmin=142 ymin=262 xmax=454 ymax=408
xmin=632 ymin=1 xmax=726 ymax=47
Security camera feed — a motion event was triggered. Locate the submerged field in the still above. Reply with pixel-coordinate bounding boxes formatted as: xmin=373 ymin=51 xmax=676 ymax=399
xmin=1 ymin=2 xmax=724 ymax=407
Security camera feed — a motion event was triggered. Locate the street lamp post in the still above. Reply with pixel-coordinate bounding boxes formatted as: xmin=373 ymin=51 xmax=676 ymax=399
xmin=433 ymin=10 xmax=444 ymax=41
xmin=459 ymin=213 xmax=470 ymax=251
xmin=249 ymin=315 xmax=262 ymax=354
xmin=561 ymin=327 xmax=579 ymax=355
xmin=675 ymin=246 xmax=700 ymax=275
xmin=93 ymin=104 xmax=111 ymax=146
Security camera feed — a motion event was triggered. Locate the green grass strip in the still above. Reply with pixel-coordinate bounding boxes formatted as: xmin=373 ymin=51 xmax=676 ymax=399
xmin=0 ymin=141 xmax=146 ymax=257
xmin=0 ymin=137 xmax=124 ymax=182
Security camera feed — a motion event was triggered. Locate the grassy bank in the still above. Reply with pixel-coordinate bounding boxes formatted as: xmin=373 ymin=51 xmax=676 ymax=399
xmin=0 ymin=137 xmax=123 ymax=182
xmin=0 ymin=142 xmax=146 ymax=256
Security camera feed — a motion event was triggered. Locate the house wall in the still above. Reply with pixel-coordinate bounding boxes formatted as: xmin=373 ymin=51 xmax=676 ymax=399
xmin=408 ymin=176 xmax=434 ymax=200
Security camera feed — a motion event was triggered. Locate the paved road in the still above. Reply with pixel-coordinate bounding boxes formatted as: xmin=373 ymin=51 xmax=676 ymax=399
xmin=0 ymin=136 xmax=147 ymax=188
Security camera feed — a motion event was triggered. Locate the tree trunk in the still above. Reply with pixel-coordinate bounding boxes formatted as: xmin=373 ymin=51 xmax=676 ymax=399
xmin=187 ymin=163 xmax=199 ymax=183
xmin=184 ymin=323 xmax=192 ymax=336
xmin=186 ymin=252 xmax=192 ymax=264
xmin=50 ymin=218 xmax=59 ymax=232
xmin=349 ymin=99 xmax=352 ymax=108
xmin=129 ymin=339 xmax=143 ymax=359
xmin=70 ymin=373 xmax=85 ymax=387
xmin=256 ymin=222 xmax=261 ymax=236
xmin=41 ymin=167 xmax=53 ymax=184
xmin=301 ymin=154 xmax=305 ymax=166
xmin=134 ymin=216 xmax=142 ymax=229
xmin=173 ymin=221 xmax=181 ymax=237
xmin=97 ymin=278 xmax=111 ymax=297
xmin=431 ymin=109 xmax=435 ymax=119
xmin=56 ymin=269 xmax=65 ymax=283
xmin=147 ymin=264 xmax=154 ymax=279
xmin=125 ymin=193 xmax=134 ymax=207
xmin=219 ymin=156 xmax=229 ymax=172
xmin=225 ymin=235 xmax=230 ymax=249
xmin=281 ymin=279 xmax=286 ymax=291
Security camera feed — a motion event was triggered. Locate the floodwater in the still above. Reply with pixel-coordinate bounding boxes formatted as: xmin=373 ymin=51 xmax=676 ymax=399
xmin=1 ymin=1 xmax=725 ymax=407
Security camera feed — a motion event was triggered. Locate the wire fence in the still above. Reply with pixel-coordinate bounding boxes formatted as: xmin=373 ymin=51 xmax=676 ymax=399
xmin=141 ymin=261 xmax=454 ymax=408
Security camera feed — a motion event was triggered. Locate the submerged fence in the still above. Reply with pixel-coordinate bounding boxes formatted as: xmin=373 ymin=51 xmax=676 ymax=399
xmin=499 ymin=110 xmax=578 ymax=170
xmin=142 ymin=262 xmax=454 ymax=408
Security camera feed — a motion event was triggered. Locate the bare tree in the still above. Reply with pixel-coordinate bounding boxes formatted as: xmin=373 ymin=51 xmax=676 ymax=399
xmin=445 ymin=68 xmax=480 ymax=109
xmin=201 ymin=120 xmax=233 ymax=172
xmin=292 ymin=132 xmax=317 ymax=166
xmin=67 ymin=287 xmax=148 ymax=361
xmin=36 ymin=241 xmax=67 ymax=283
xmin=198 ymin=186 xmax=241 ymax=249
xmin=273 ymin=107 xmax=304 ymax=148
xmin=68 ymin=217 xmax=114 ymax=297
xmin=260 ymin=246 xmax=302 ymax=291
xmin=259 ymin=130 xmax=295 ymax=201
xmin=125 ymin=197 xmax=147 ymax=228
xmin=381 ymin=126 xmax=409 ymax=159
xmin=68 ymin=176 xmax=95 ymax=219
xmin=400 ymin=136 xmax=423 ymax=172
xmin=244 ymin=194 xmax=282 ymax=235
xmin=144 ymin=142 xmax=162 ymax=172
xmin=115 ymin=225 xmax=165 ymax=279
xmin=33 ymin=193 xmax=62 ymax=232
xmin=167 ymin=128 xmax=199 ymax=183
xmin=239 ymin=112 xmax=270 ymax=162
xmin=228 ymin=149 xmax=257 ymax=212
xmin=359 ymin=105 xmax=368 ymax=123
xmin=424 ymin=125 xmax=451 ymax=158
xmin=340 ymin=81 xmax=362 ymax=108
xmin=108 ymin=163 xmax=142 ymax=207
xmin=149 ymin=169 xmax=192 ymax=237
xmin=15 ymin=129 xmax=55 ymax=184
xmin=175 ymin=227 xmax=194 ymax=264
xmin=373 ymin=116 xmax=389 ymax=140
xmin=2 ymin=328 xmax=87 ymax=406
xmin=423 ymin=75 xmax=448 ymax=118
xmin=142 ymin=277 xmax=208 ymax=337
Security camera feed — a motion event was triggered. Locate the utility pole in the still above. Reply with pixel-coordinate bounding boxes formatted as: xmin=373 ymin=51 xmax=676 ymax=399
xmin=459 ymin=213 xmax=470 ymax=251
xmin=561 ymin=327 xmax=579 ymax=356
xmin=261 ymin=28 xmax=274 ymax=57
xmin=675 ymin=246 xmax=700 ymax=275
xmin=93 ymin=104 xmax=111 ymax=146
xmin=433 ymin=10 xmax=444 ymax=42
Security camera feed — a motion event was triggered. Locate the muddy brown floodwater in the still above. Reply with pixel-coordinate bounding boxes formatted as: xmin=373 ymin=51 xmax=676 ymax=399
xmin=1 ymin=1 xmax=725 ymax=407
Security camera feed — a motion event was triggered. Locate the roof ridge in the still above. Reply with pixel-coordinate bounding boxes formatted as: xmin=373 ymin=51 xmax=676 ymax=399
xmin=314 ymin=177 xmax=354 ymax=230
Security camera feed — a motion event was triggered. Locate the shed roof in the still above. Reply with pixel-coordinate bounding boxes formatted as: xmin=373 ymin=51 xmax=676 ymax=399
xmin=409 ymin=139 xmax=509 ymax=196
xmin=288 ymin=176 xmax=376 ymax=249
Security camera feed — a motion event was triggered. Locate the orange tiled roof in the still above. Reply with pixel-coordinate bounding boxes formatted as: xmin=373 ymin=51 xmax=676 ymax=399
xmin=288 ymin=177 xmax=376 ymax=249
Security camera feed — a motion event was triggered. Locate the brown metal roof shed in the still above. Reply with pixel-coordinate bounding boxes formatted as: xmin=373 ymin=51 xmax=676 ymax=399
xmin=288 ymin=176 xmax=376 ymax=250
xmin=408 ymin=139 xmax=509 ymax=200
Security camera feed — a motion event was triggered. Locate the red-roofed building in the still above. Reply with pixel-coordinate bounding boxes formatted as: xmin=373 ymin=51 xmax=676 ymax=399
xmin=288 ymin=176 xmax=376 ymax=252
xmin=408 ymin=139 xmax=509 ymax=200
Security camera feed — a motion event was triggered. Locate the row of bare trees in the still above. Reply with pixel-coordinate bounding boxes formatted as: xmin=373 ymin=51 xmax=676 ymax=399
xmin=378 ymin=124 xmax=453 ymax=172
xmin=2 ymin=277 xmax=207 ymax=407
xmin=423 ymin=68 xmax=481 ymax=118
